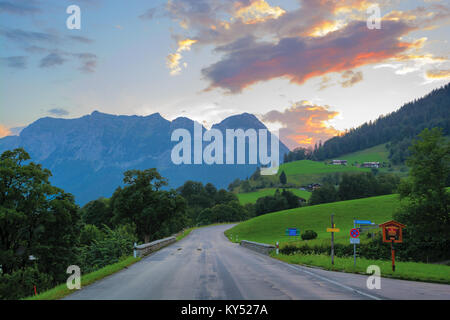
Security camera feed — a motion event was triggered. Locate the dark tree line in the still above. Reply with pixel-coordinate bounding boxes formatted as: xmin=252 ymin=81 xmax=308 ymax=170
xmin=176 ymin=180 xmax=253 ymax=226
xmin=309 ymin=172 xmax=400 ymax=205
xmin=255 ymin=189 xmax=303 ymax=216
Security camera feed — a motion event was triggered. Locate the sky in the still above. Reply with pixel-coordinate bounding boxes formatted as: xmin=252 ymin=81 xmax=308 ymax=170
xmin=0 ymin=0 xmax=449 ymax=150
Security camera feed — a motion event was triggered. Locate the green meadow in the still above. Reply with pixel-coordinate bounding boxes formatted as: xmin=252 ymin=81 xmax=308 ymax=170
xmin=271 ymin=160 xmax=370 ymax=186
xmin=237 ymin=188 xmax=311 ymax=205
xmin=332 ymin=144 xmax=390 ymax=164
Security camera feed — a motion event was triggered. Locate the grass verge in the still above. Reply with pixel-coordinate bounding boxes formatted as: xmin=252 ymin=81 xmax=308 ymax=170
xmin=271 ymin=253 xmax=450 ymax=284
xmin=25 ymin=256 xmax=141 ymax=300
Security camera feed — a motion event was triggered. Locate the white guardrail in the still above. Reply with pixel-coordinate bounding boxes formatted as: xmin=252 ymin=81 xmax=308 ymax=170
xmin=135 ymin=236 xmax=176 ymax=258
xmin=240 ymin=240 xmax=275 ymax=255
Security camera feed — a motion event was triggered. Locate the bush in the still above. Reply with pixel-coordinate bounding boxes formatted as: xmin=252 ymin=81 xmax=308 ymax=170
xmin=0 ymin=265 xmax=53 ymax=300
xmin=301 ymin=230 xmax=318 ymax=240
xmin=78 ymin=224 xmax=138 ymax=274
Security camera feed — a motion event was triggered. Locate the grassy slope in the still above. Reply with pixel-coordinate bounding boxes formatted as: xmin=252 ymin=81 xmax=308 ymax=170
xmin=226 ymin=194 xmax=400 ymax=246
xmin=331 ymin=144 xmax=390 ymax=164
xmin=237 ymin=188 xmax=311 ymax=205
xmin=281 ymin=160 xmax=369 ymax=175
xmin=273 ymin=160 xmax=370 ymax=186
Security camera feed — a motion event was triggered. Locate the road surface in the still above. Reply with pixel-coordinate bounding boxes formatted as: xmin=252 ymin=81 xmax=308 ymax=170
xmin=66 ymin=224 xmax=450 ymax=300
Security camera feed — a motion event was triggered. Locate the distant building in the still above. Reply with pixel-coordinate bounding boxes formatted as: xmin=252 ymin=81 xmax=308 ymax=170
xmin=332 ymin=160 xmax=347 ymax=165
xmin=363 ymin=162 xmax=380 ymax=168
xmin=307 ymin=183 xmax=322 ymax=191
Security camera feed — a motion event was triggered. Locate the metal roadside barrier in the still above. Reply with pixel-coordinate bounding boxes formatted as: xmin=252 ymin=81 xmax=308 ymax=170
xmin=240 ymin=240 xmax=275 ymax=255
xmin=135 ymin=236 xmax=177 ymax=257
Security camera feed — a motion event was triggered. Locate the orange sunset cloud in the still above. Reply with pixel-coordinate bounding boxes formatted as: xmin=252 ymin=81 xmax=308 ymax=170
xmin=261 ymin=101 xmax=341 ymax=150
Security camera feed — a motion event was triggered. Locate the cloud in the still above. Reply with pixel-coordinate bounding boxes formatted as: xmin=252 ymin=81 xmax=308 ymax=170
xmin=162 ymin=0 xmax=449 ymax=90
xmin=0 ymin=56 xmax=27 ymax=69
xmin=260 ymin=101 xmax=340 ymax=150
xmin=0 ymin=28 xmax=58 ymax=45
xmin=202 ymin=20 xmax=415 ymax=93
xmin=36 ymin=50 xmax=98 ymax=72
xmin=79 ymin=59 xmax=97 ymax=73
xmin=73 ymin=53 xmax=98 ymax=73
xmin=40 ymin=53 xmax=65 ymax=68
xmin=166 ymin=38 xmax=198 ymax=75
xmin=233 ymin=0 xmax=286 ymax=25
xmin=0 ymin=125 xmax=11 ymax=138
xmin=0 ymin=26 xmax=97 ymax=73
xmin=376 ymin=52 xmax=449 ymax=76
xmin=318 ymin=75 xmax=334 ymax=91
xmin=0 ymin=1 xmax=40 ymax=15
xmin=48 ymin=108 xmax=69 ymax=116
xmin=340 ymin=70 xmax=363 ymax=88
xmin=67 ymin=35 xmax=94 ymax=44
xmin=425 ymin=69 xmax=450 ymax=80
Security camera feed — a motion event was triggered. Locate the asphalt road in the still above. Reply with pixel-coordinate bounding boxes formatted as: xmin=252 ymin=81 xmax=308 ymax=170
xmin=66 ymin=224 xmax=450 ymax=300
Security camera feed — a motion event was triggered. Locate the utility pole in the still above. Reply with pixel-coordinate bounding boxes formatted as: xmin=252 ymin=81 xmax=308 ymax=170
xmin=353 ymin=220 xmax=356 ymax=267
xmin=391 ymin=239 xmax=396 ymax=272
xmin=331 ymin=214 xmax=335 ymax=265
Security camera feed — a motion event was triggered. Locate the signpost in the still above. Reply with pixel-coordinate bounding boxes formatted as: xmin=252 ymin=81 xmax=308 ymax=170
xmin=379 ymin=220 xmax=406 ymax=272
xmin=350 ymin=224 xmax=360 ymax=267
xmin=326 ymin=214 xmax=340 ymax=265
xmin=355 ymin=220 xmax=378 ymax=238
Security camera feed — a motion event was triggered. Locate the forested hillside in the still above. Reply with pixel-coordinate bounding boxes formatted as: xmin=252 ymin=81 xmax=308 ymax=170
xmin=312 ymin=83 xmax=450 ymax=161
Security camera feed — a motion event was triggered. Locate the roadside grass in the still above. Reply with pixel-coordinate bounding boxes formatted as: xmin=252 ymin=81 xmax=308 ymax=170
xmin=25 ymin=256 xmax=141 ymax=300
xmin=271 ymin=253 xmax=450 ymax=284
xmin=225 ymin=194 xmax=400 ymax=246
xmin=237 ymin=188 xmax=311 ymax=205
xmin=176 ymin=227 xmax=196 ymax=241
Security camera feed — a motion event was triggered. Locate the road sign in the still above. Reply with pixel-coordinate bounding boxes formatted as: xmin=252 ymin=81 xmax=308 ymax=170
xmin=380 ymin=220 xmax=406 ymax=243
xmin=327 ymin=228 xmax=340 ymax=233
xmin=350 ymin=238 xmax=360 ymax=244
xmin=354 ymin=220 xmax=371 ymax=225
xmin=286 ymin=228 xmax=300 ymax=237
xmin=350 ymin=228 xmax=360 ymax=238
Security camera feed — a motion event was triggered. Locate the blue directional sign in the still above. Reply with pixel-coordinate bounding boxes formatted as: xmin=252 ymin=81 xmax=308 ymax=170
xmin=286 ymin=228 xmax=300 ymax=236
xmin=354 ymin=220 xmax=372 ymax=225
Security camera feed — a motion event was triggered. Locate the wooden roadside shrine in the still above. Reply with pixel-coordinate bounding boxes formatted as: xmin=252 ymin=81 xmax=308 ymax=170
xmin=379 ymin=220 xmax=406 ymax=272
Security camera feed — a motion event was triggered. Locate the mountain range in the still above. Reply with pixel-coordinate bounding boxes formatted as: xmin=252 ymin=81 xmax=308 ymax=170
xmin=0 ymin=112 xmax=289 ymax=205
